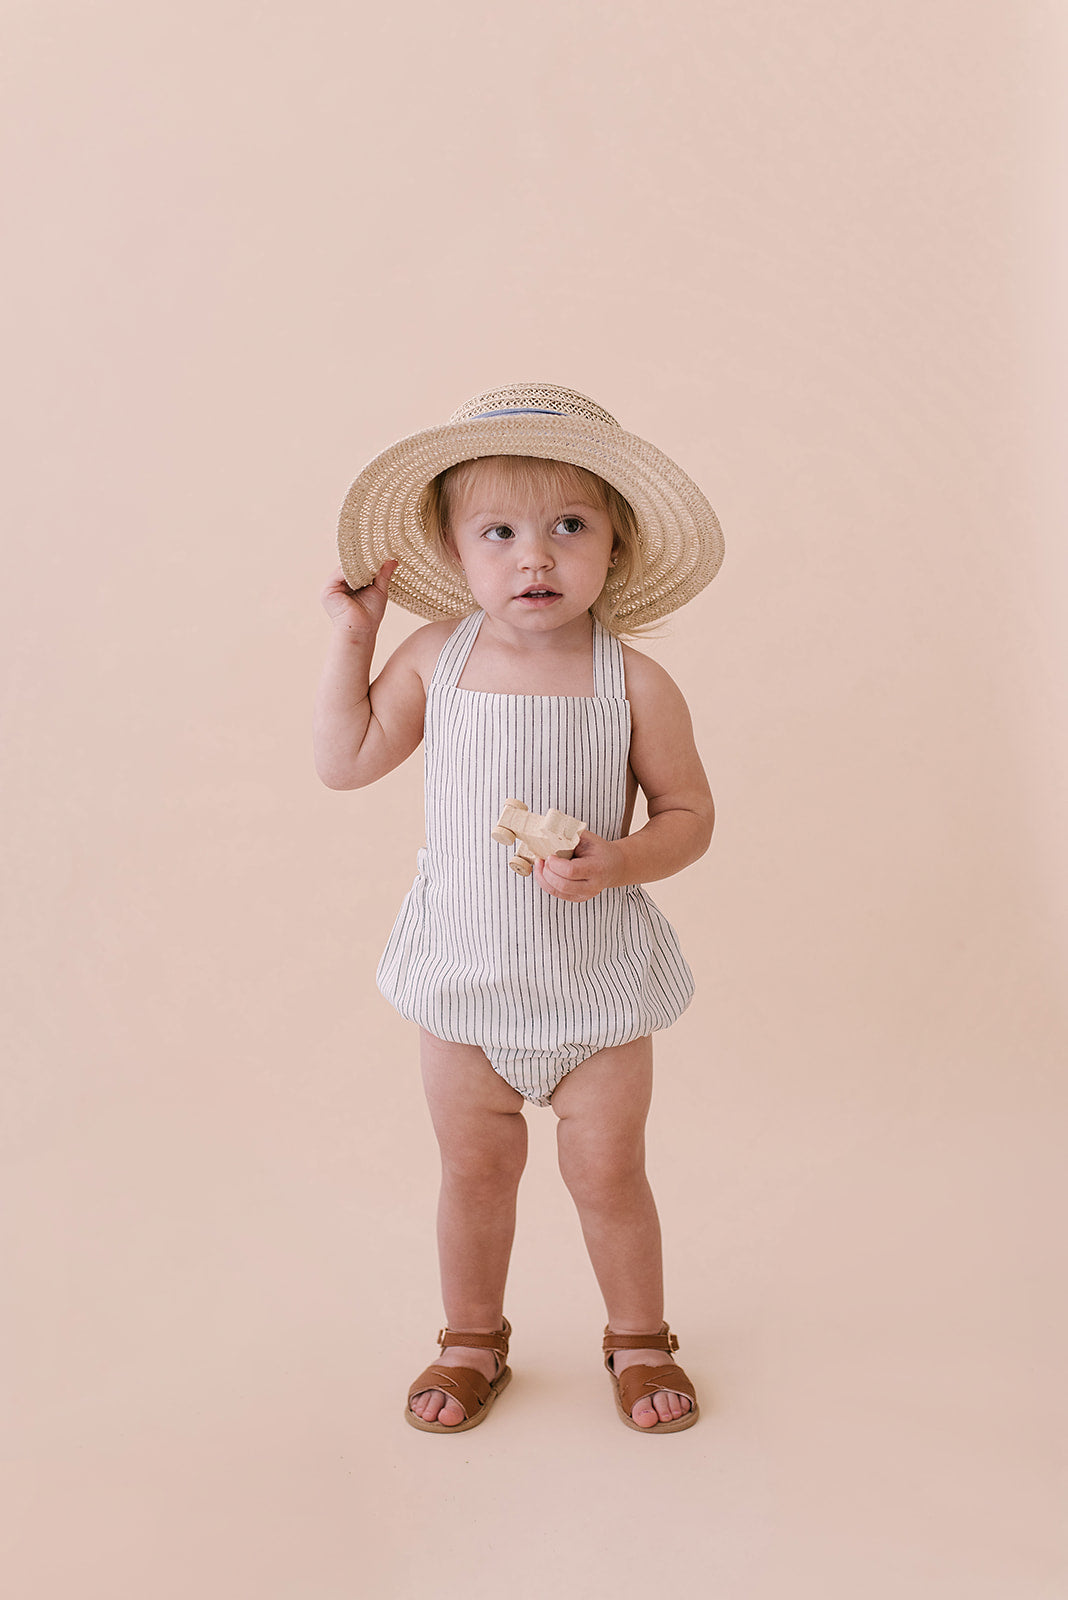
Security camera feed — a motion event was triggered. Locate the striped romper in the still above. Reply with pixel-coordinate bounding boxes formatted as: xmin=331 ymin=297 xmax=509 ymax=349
xmin=376 ymin=609 xmax=695 ymax=1106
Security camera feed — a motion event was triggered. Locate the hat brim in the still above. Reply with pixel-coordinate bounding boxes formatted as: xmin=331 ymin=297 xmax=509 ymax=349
xmin=337 ymin=413 xmax=723 ymax=629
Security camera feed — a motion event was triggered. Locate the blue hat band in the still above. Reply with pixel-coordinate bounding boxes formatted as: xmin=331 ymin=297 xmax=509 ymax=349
xmin=469 ymin=407 xmax=565 ymax=420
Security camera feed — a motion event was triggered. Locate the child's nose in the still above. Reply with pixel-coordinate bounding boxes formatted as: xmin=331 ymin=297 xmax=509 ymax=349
xmin=518 ymin=533 xmax=554 ymax=569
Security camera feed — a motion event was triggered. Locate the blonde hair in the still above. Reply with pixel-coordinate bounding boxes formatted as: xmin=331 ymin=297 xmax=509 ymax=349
xmin=417 ymin=455 xmax=648 ymax=637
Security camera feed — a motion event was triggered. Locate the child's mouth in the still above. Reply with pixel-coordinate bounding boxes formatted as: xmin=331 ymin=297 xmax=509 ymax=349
xmin=516 ymin=587 xmax=561 ymax=602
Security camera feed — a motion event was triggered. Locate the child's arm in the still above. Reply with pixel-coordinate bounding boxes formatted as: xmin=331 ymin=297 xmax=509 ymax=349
xmin=313 ymin=562 xmax=431 ymax=789
xmin=535 ymin=649 xmax=714 ymax=901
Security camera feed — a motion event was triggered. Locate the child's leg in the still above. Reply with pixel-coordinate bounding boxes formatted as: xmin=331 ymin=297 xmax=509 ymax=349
xmin=411 ymin=1031 xmax=528 ymax=1426
xmin=550 ymin=1037 xmax=692 ymax=1428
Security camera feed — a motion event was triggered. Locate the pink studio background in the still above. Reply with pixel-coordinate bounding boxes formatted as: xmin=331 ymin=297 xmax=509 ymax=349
xmin=3 ymin=3 xmax=1065 ymax=1598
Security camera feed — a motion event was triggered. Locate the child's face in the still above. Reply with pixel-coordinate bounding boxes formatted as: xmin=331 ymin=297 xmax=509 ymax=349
xmin=445 ymin=463 xmax=616 ymax=633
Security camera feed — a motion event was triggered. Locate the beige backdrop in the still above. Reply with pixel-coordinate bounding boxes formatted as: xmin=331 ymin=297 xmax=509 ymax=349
xmin=4 ymin=2 xmax=1066 ymax=1597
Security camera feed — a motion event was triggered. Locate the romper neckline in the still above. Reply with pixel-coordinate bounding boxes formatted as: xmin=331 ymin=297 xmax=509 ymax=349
xmin=431 ymin=609 xmax=626 ymax=701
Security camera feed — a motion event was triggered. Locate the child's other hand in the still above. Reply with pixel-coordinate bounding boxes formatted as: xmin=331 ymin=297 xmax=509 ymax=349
xmin=534 ymin=832 xmax=623 ymax=902
xmin=321 ymin=561 xmax=397 ymax=637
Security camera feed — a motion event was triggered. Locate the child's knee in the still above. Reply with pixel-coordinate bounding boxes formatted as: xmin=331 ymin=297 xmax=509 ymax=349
xmin=556 ymin=1133 xmax=646 ymax=1209
xmin=439 ymin=1113 xmax=528 ymax=1191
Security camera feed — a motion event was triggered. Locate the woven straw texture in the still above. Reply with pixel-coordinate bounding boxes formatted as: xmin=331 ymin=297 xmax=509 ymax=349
xmin=337 ymin=383 xmax=724 ymax=628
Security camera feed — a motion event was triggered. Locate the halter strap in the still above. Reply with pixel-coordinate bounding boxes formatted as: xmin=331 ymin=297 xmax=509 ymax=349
xmin=430 ymin=610 xmax=484 ymax=690
xmin=592 ymin=620 xmax=626 ymax=699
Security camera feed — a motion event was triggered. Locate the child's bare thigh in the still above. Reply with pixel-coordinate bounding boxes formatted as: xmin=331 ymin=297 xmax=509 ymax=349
xmin=549 ymin=1036 xmax=653 ymax=1133
xmin=547 ymin=1038 xmax=655 ymax=1189
xmin=419 ymin=1031 xmax=526 ymax=1159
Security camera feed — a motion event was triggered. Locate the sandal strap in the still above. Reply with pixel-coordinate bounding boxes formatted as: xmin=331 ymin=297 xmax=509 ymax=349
xmin=603 ymin=1322 xmax=679 ymax=1364
xmin=408 ymin=1363 xmax=492 ymax=1420
xmin=614 ymin=1361 xmax=697 ymax=1416
xmin=438 ymin=1316 xmax=511 ymax=1357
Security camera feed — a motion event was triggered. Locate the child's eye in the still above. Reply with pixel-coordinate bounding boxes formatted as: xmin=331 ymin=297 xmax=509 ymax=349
xmin=554 ymin=517 xmax=585 ymax=535
xmin=483 ymin=525 xmax=515 ymax=542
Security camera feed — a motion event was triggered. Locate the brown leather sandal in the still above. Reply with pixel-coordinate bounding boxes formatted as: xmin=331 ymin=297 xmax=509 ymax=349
xmin=405 ymin=1318 xmax=512 ymax=1433
xmin=603 ymin=1323 xmax=700 ymax=1433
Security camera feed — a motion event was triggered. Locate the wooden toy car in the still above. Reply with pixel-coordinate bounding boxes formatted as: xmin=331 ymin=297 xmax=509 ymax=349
xmin=491 ymin=799 xmax=587 ymax=877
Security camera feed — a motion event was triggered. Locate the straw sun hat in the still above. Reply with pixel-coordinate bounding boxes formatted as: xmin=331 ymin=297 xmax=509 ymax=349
xmin=336 ymin=382 xmax=724 ymax=629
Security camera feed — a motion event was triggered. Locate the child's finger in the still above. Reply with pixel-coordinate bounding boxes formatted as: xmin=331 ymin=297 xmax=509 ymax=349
xmin=541 ymin=857 xmax=582 ymax=891
xmin=536 ymin=857 xmax=589 ymax=901
xmin=533 ymin=858 xmax=565 ymax=894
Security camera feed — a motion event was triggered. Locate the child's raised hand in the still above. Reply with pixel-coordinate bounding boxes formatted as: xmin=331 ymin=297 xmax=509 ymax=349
xmin=320 ymin=560 xmax=398 ymax=638
xmin=533 ymin=831 xmax=623 ymax=902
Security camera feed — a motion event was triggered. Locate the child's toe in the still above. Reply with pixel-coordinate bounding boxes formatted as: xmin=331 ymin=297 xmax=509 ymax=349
xmin=410 ymin=1388 xmax=467 ymax=1426
xmin=410 ymin=1388 xmax=441 ymax=1421
xmin=630 ymin=1389 xmax=692 ymax=1426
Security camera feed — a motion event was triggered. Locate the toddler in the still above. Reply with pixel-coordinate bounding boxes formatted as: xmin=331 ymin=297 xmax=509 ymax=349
xmin=314 ymin=383 xmax=723 ymax=1433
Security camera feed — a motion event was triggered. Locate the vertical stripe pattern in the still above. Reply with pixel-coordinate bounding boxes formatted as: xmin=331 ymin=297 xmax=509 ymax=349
xmin=377 ymin=610 xmax=695 ymax=1105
